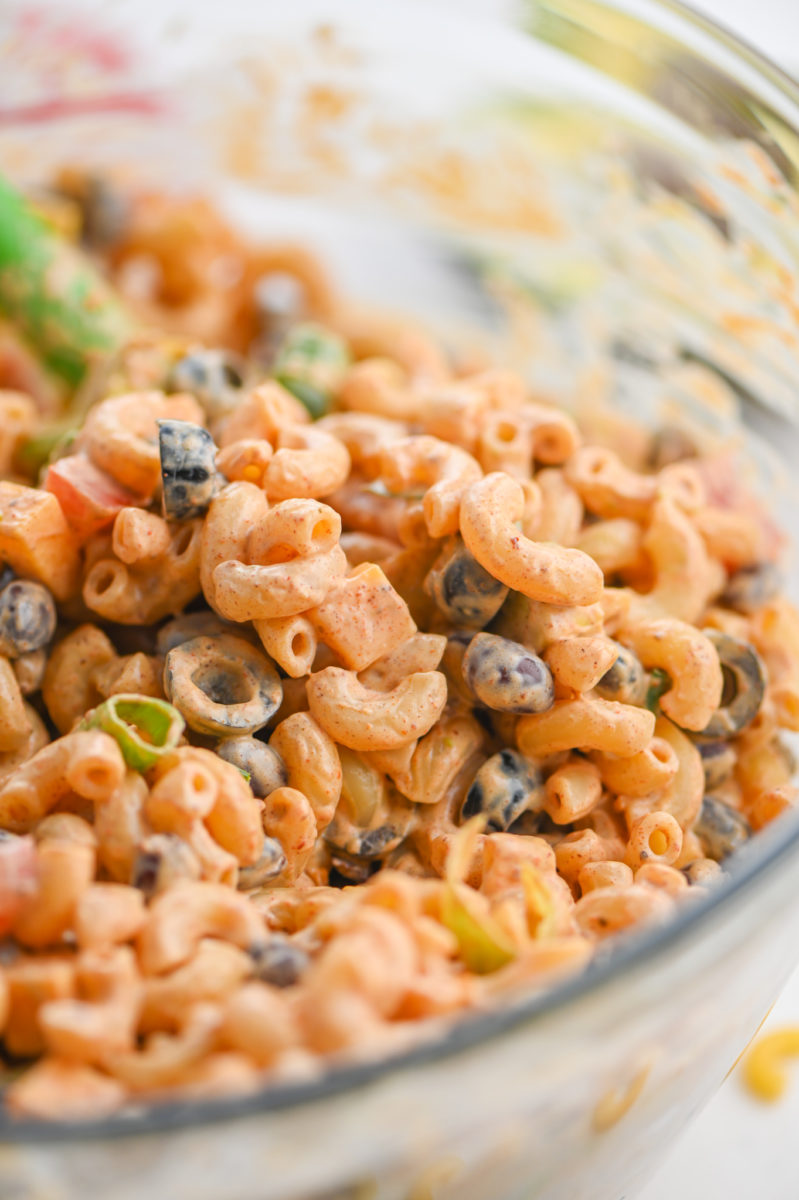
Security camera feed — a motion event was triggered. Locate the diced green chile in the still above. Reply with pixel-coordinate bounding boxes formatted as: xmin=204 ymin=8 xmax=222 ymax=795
xmin=645 ymin=668 xmax=671 ymax=714
xmin=250 ymin=936 xmax=309 ymax=987
xmin=167 ymin=349 xmax=247 ymax=421
xmin=82 ymin=694 xmax=185 ymax=772
xmin=217 ymin=737 xmax=288 ymax=799
xmin=426 ymin=538 xmax=508 ymax=627
xmin=698 ymin=630 xmax=767 ymax=739
xmin=237 ymin=838 xmax=288 ymax=889
xmin=697 ymin=740 xmax=737 ymax=790
xmin=694 ymin=795 xmax=752 ymax=861
xmin=462 ymin=632 xmax=554 ymax=714
xmin=595 ymin=643 xmax=648 ymax=706
xmin=722 ymin=563 xmax=781 ymax=615
xmin=462 ymin=749 xmax=544 ymax=832
xmin=0 ymin=579 xmax=57 ymax=658
xmin=158 ymin=419 xmax=219 ymax=521
xmin=273 ymin=322 xmax=350 ymax=419
xmin=163 ymin=635 xmax=282 ymax=737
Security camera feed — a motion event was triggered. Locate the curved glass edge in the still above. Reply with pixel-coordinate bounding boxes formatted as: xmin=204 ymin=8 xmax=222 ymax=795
xmin=4 ymin=0 xmax=799 ymax=1145
xmin=523 ymin=0 xmax=799 ymax=183
xmin=4 ymin=805 xmax=799 ymax=1144
xmin=664 ymin=0 xmax=799 ymax=114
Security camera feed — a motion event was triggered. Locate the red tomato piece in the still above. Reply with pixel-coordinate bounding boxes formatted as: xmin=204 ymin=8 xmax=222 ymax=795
xmin=44 ymin=454 xmax=138 ymax=540
xmin=0 ymin=834 xmax=37 ymax=936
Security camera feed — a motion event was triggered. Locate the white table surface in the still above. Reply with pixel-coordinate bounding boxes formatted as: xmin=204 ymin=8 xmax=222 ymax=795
xmin=637 ymin=3 xmax=799 ymax=1198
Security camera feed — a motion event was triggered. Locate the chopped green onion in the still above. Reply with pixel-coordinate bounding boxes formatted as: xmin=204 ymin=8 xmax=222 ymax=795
xmin=439 ymin=813 xmax=517 ymax=974
xmin=441 ymin=883 xmax=517 ymax=974
xmin=645 ymin=668 xmax=671 ymax=713
xmin=81 ymin=693 xmax=184 ymax=772
xmin=274 ymin=322 xmax=350 ymax=419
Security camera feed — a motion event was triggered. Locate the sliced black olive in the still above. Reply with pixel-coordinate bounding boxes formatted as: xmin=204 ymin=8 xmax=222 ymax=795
xmin=250 ymin=937 xmax=309 ymax=987
xmin=0 ymin=579 xmax=57 ymax=658
xmin=159 ymin=419 xmax=219 ymax=521
xmin=163 ymin=634 xmax=283 ymax=737
xmin=699 ymin=630 xmax=767 ymax=739
xmin=328 ymin=855 xmax=379 ymax=886
xmin=217 ymin=737 xmax=287 ymax=799
xmin=167 ymin=349 xmax=247 ymax=420
xmin=156 ymin=611 xmax=234 ymax=656
xmin=325 ymin=821 xmax=407 ymax=862
xmin=462 ymin=633 xmax=554 ymax=714
xmin=237 ymin=837 xmax=288 ymax=889
xmin=595 ymin=643 xmax=648 ymax=706
xmin=697 ymin=740 xmax=737 ymax=790
xmin=722 ymin=563 xmax=781 ymax=615
xmin=425 ymin=537 xmax=508 ymax=628
xmin=693 ymin=795 xmax=751 ymax=862
xmin=461 ymin=749 xmax=544 ymax=832
xmin=507 ymin=809 xmax=552 ymax=837
xmin=131 ymin=833 xmax=200 ymax=897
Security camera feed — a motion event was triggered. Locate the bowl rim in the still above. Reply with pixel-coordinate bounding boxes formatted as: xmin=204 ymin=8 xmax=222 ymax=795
xmin=4 ymin=0 xmax=799 ymax=1144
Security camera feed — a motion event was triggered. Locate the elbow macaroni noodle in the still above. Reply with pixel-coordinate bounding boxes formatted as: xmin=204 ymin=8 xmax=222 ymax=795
xmin=0 ymin=181 xmax=797 ymax=1121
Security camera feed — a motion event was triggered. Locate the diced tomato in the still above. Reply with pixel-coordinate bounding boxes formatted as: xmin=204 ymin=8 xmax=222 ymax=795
xmin=0 ymin=834 xmax=37 ymax=937
xmin=44 ymin=453 xmax=139 ymax=541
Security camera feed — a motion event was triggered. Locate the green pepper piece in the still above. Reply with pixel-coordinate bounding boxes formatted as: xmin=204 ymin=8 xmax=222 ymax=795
xmin=646 ymin=667 xmax=671 ymax=713
xmin=81 ymin=694 xmax=185 ymax=772
xmin=274 ymin=322 xmax=350 ymax=419
xmin=0 ymin=174 xmax=131 ymax=386
xmin=441 ymin=883 xmax=517 ymax=974
xmin=439 ymin=813 xmax=517 ymax=974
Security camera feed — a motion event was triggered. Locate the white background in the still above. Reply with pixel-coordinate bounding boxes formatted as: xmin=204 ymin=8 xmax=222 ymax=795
xmin=634 ymin=2 xmax=799 ymax=1198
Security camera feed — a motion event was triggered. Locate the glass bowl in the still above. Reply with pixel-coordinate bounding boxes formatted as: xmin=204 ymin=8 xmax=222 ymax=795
xmin=2 ymin=1 xmax=799 ymax=1197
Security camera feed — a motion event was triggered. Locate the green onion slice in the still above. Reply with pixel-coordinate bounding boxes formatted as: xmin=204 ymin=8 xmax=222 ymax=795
xmin=441 ymin=883 xmax=517 ymax=974
xmin=82 ymin=693 xmax=184 ymax=771
xmin=439 ymin=814 xmax=517 ymax=974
